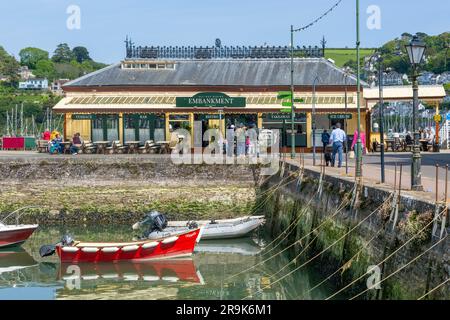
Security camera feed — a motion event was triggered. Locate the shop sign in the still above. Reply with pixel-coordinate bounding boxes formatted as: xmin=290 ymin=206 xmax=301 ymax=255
xmin=71 ymin=114 xmax=94 ymax=120
xmin=328 ymin=114 xmax=352 ymax=120
xmin=198 ymin=114 xmax=223 ymax=120
xmin=169 ymin=114 xmax=190 ymax=121
xmin=176 ymin=92 xmax=246 ymax=108
xmin=266 ymin=113 xmax=306 ymax=122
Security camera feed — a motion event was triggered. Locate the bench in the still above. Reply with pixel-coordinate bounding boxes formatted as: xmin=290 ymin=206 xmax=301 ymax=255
xmin=81 ymin=141 xmax=97 ymax=154
xmin=37 ymin=140 xmax=49 ymax=153
xmin=106 ymin=140 xmax=128 ymax=154
xmin=138 ymin=140 xmax=155 ymax=154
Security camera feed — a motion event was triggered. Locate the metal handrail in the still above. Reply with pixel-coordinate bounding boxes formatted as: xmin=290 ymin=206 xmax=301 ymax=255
xmin=0 ymin=206 xmax=42 ymax=225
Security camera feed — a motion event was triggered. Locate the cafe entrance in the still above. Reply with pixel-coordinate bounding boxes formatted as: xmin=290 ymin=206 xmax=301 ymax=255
xmin=123 ymin=114 xmax=165 ymax=144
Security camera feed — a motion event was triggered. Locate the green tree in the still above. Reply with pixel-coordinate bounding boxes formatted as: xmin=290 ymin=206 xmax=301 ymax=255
xmin=0 ymin=46 xmax=20 ymax=86
xmin=34 ymin=60 xmax=56 ymax=80
xmin=19 ymin=47 xmax=49 ymax=69
xmin=52 ymin=43 xmax=74 ymax=63
xmin=72 ymin=46 xmax=91 ymax=63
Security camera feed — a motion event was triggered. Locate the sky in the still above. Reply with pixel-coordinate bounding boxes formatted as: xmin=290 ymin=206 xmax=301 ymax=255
xmin=0 ymin=0 xmax=448 ymax=63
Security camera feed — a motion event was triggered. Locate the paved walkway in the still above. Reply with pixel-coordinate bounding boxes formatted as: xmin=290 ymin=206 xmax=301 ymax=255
xmin=284 ymin=151 xmax=450 ymax=204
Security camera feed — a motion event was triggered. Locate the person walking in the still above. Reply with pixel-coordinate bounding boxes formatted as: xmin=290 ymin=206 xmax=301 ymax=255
xmin=329 ymin=123 xmax=346 ymax=168
xmin=235 ymin=124 xmax=246 ymax=157
xmin=321 ymin=130 xmax=330 ymax=153
xmin=351 ymin=125 xmax=366 ymax=156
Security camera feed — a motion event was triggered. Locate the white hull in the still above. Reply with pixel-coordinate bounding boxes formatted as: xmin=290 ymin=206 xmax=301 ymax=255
xmin=151 ymin=216 xmax=265 ymax=241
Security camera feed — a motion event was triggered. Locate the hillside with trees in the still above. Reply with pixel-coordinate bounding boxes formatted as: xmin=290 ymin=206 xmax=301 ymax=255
xmin=0 ymin=43 xmax=108 ymax=135
xmin=342 ymin=32 xmax=450 ymax=75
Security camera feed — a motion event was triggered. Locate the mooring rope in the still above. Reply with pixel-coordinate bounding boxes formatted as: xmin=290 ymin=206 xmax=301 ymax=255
xmin=226 ymin=194 xmax=352 ymax=282
xmin=260 ymin=188 xmax=320 ymax=257
xmin=267 ymin=195 xmax=355 ymax=279
xmin=302 ymin=225 xmax=386 ymax=297
xmin=247 ymin=172 xmax=303 ymax=216
xmin=349 ymin=234 xmax=448 ymax=300
xmin=325 ymin=207 xmax=448 ymax=300
xmin=417 ymin=278 xmax=450 ymax=300
xmin=241 ymin=196 xmax=393 ymax=300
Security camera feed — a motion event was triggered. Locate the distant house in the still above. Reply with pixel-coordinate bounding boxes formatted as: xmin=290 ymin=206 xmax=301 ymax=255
xmin=50 ymin=79 xmax=70 ymax=95
xmin=18 ymin=78 xmax=48 ymax=90
xmin=437 ymin=72 xmax=450 ymax=85
xmin=18 ymin=66 xmax=34 ymax=80
xmin=418 ymin=72 xmax=436 ymax=85
xmin=383 ymin=71 xmax=404 ymax=86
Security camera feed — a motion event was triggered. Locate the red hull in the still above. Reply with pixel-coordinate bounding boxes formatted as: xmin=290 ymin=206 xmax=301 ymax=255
xmin=0 ymin=226 xmax=37 ymax=248
xmin=56 ymin=228 xmax=201 ymax=263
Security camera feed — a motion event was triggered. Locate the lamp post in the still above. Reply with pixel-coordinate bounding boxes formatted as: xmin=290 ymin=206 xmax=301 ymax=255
xmin=405 ymin=35 xmax=426 ymax=191
xmin=355 ymin=0 xmax=363 ymax=178
xmin=368 ymin=52 xmax=386 ymax=183
xmin=377 ymin=54 xmax=386 ymax=184
xmin=343 ymin=67 xmax=351 ymax=175
xmin=312 ymin=75 xmax=321 ymax=166
xmin=290 ymin=25 xmax=296 ymax=159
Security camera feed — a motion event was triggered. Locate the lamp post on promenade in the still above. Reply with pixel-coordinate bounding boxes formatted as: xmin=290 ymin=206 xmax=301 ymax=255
xmin=405 ymin=35 xmax=426 ymax=191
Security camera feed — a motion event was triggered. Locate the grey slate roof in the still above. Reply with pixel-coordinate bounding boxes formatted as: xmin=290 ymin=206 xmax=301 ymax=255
xmin=64 ymin=58 xmax=367 ymax=88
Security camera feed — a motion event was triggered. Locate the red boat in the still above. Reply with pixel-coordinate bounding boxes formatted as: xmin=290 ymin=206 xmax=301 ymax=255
xmin=56 ymin=228 xmax=203 ymax=263
xmin=0 ymin=223 xmax=38 ymax=248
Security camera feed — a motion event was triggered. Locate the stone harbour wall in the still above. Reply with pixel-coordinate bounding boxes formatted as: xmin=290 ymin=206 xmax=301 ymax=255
xmin=259 ymin=162 xmax=449 ymax=300
xmin=0 ymin=158 xmax=261 ymax=225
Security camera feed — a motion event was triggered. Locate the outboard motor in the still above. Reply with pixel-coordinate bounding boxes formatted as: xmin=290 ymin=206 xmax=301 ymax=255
xmin=39 ymin=234 xmax=75 ymax=258
xmin=135 ymin=211 xmax=168 ymax=238
xmin=61 ymin=234 xmax=74 ymax=246
xmin=150 ymin=211 xmax=168 ymax=232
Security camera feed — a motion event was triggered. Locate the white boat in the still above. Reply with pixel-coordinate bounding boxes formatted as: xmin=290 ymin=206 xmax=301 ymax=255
xmin=0 ymin=223 xmax=38 ymax=248
xmin=135 ymin=214 xmax=265 ymax=241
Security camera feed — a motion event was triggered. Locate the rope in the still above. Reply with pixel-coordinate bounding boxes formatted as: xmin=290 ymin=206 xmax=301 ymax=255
xmin=417 ymin=278 xmax=450 ymax=300
xmin=303 ymin=225 xmax=385 ymax=296
xmin=260 ymin=187 xmax=320 ymax=257
xmin=349 ymin=234 xmax=448 ymax=300
xmin=325 ymin=208 xmax=448 ymax=300
xmin=267 ymin=195 xmax=354 ymax=279
xmin=226 ymin=191 xmax=352 ymax=282
xmin=294 ymin=0 xmax=343 ymax=32
xmin=242 ymin=195 xmax=393 ymax=300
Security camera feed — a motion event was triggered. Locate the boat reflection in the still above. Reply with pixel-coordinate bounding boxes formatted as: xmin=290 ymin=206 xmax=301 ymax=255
xmin=59 ymin=258 xmax=204 ymax=285
xmin=194 ymin=237 xmax=263 ymax=256
xmin=0 ymin=247 xmax=38 ymax=277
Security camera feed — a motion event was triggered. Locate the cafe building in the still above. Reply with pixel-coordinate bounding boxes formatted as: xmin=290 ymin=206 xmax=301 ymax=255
xmin=53 ymin=41 xmax=368 ymax=151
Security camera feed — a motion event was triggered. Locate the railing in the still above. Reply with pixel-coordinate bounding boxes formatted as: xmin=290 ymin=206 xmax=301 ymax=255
xmin=0 ymin=206 xmax=42 ymax=225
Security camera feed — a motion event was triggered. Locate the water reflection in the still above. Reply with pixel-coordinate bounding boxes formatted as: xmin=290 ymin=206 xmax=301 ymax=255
xmin=0 ymin=226 xmax=334 ymax=300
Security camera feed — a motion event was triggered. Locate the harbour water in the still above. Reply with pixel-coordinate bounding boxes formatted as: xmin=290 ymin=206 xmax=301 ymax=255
xmin=0 ymin=225 xmax=337 ymax=300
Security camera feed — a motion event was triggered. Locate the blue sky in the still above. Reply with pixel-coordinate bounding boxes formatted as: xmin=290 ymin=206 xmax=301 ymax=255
xmin=0 ymin=0 xmax=448 ymax=63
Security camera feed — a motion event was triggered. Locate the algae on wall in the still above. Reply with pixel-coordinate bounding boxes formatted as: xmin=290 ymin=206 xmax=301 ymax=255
xmin=0 ymin=183 xmax=256 ymax=225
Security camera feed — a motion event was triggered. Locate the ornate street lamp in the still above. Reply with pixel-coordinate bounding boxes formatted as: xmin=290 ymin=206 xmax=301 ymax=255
xmin=405 ymin=35 xmax=426 ymax=191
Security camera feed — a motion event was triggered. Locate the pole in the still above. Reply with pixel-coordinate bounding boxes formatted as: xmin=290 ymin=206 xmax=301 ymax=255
xmin=344 ymin=73 xmax=349 ymax=175
xmin=312 ymin=77 xmax=318 ymax=166
xmin=411 ymin=66 xmax=423 ymax=191
xmin=355 ymin=0 xmax=363 ymax=178
xmin=290 ymin=25 xmax=296 ymax=159
xmin=378 ymin=56 xmax=385 ymax=183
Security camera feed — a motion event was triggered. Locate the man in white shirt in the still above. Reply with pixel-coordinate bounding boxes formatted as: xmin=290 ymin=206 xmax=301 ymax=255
xmin=329 ymin=123 xmax=347 ymax=168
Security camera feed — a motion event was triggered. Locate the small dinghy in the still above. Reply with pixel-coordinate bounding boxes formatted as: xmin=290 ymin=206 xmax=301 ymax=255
xmin=40 ymin=228 xmax=203 ymax=263
xmin=134 ymin=212 xmax=265 ymax=241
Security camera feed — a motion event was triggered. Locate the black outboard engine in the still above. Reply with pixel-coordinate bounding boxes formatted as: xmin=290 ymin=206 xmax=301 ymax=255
xmin=148 ymin=211 xmax=168 ymax=231
xmin=61 ymin=234 xmax=74 ymax=246
xmin=139 ymin=211 xmax=168 ymax=238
